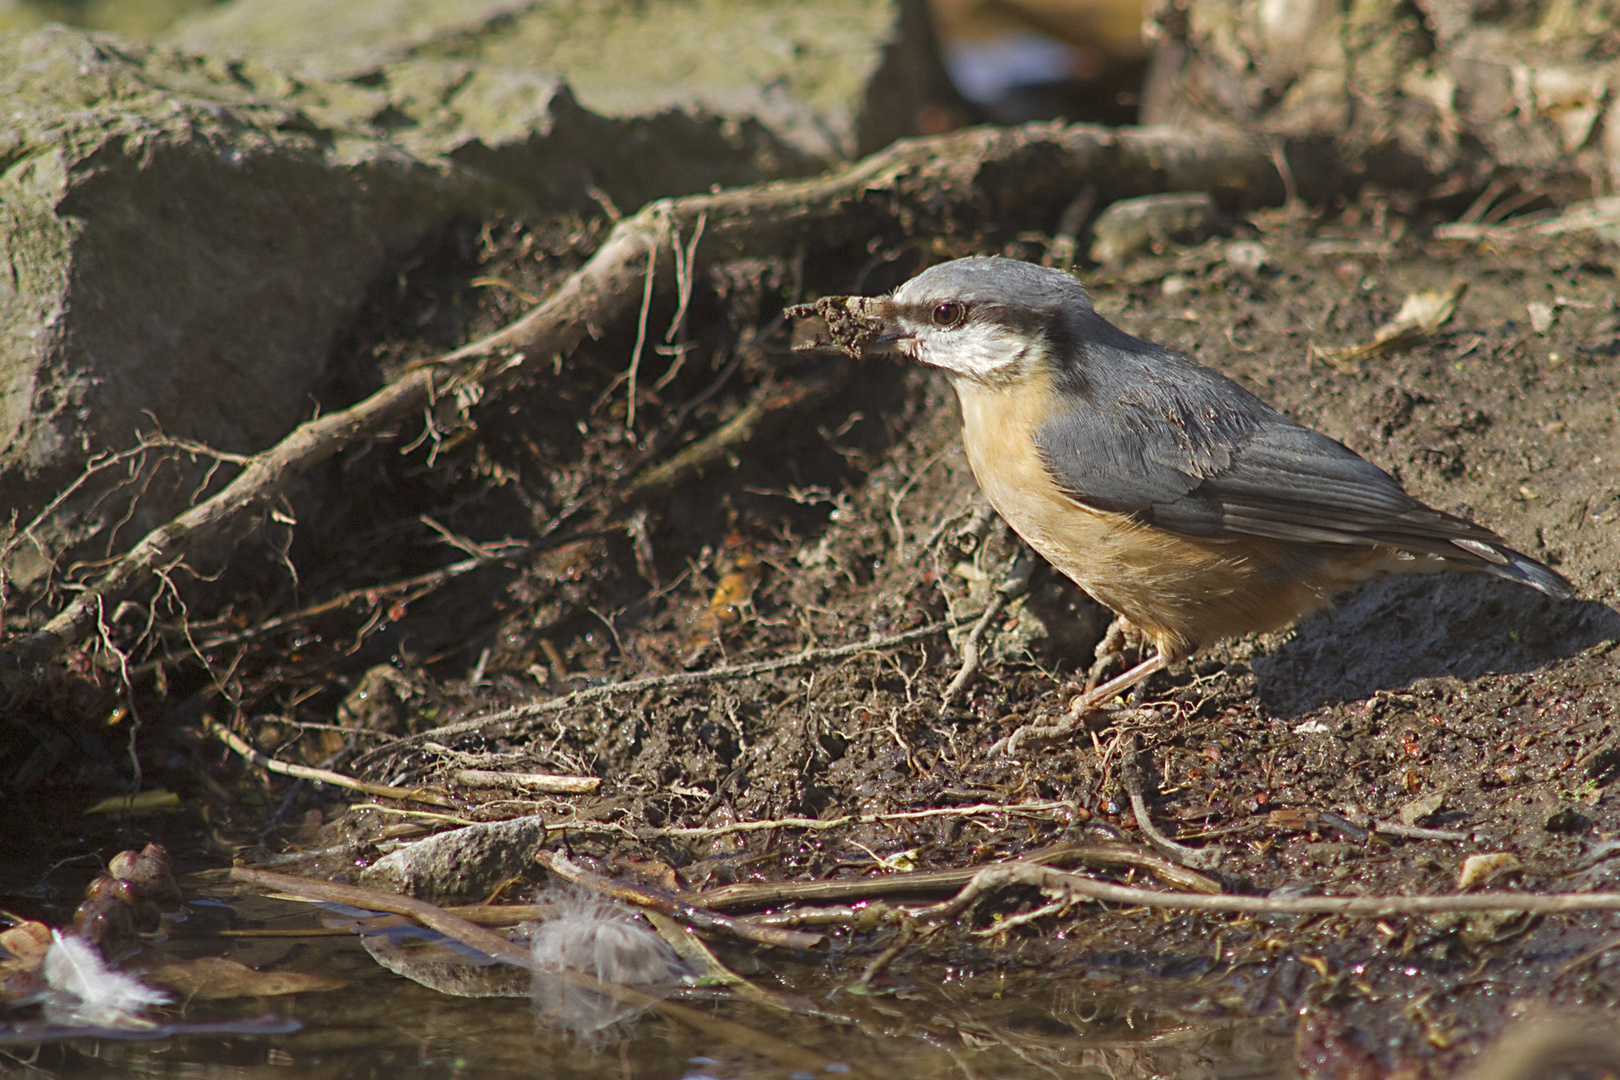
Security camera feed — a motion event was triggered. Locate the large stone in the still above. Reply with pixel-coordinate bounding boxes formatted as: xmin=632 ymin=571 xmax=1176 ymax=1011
xmin=164 ymin=0 xmax=956 ymax=162
xmin=1 ymin=1 xmax=944 ymax=599
xmin=0 ymin=27 xmax=497 ymax=585
xmin=359 ymin=814 xmax=549 ymax=904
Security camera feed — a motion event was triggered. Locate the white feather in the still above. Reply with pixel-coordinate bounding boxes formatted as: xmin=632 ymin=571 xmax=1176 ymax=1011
xmin=43 ymin=930 xmax=169 ymax=1028
xmin=525 ymin=888 xmax=686 ymax=1042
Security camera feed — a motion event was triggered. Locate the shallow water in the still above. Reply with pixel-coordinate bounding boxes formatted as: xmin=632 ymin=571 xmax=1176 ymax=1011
xmin=5 ymin=867 xmax=1293 ymax=1080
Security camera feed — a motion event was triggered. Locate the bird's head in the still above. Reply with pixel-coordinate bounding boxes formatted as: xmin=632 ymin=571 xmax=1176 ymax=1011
xmin=790 ymin=257 xmax=1090 ymax=387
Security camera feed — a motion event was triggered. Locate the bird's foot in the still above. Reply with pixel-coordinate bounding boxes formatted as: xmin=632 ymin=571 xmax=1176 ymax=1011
xmin=1084 ymin=616 xmax=1146 ymax=691
xmin=991 ymin=649 xmax=1171 ymax=758
xmin=989 ymin=684 xmax=1121 ymax=758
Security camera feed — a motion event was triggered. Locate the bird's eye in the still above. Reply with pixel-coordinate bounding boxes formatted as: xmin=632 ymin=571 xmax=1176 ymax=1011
xmin=931 ymin=302 xmax=965 ymax=328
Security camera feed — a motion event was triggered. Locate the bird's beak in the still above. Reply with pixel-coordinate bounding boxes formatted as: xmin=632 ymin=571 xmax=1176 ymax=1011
xmin=863 ymin=328 xmax=910 ymax=355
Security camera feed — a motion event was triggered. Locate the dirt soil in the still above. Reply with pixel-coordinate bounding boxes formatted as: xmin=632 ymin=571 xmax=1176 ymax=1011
xmin=10 ymin=186 xmax=1620 ymax=1078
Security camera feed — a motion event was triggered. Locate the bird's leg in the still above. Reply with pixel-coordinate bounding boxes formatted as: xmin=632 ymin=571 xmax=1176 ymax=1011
xmin=992 ymin=649 xmax=1169 ymax=758
xmin=1084 ymin=615 xmax=1145 ymax=692
xmin=1069 ymin=651 xmax=1167 ymax=718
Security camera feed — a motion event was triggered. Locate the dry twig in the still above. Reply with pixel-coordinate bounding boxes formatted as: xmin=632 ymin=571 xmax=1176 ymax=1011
xmin=924 ymin=860 xmax=1620 ymax=920
xmin=693 ymin=840 xmax=1219 ymax=912
xmin=449 ymin=769 xmax=599 ymax=795
xmin=202 ymin=714 xmax=451 ymax=806
xmin=354 ymin=616 xmax=971 ymax=763
xmin=535 ymin=850 xmax=822 ymax=950
xmin=938 ymin=550 xmax=1035 ymax=712
xmin=1120 ymin=733 xmax=1225 ymax=870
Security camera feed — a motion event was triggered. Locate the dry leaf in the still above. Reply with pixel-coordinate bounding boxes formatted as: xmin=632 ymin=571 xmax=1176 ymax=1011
xmin=1457 ymin=852 xmax=1521 ymax=890
xmin=0 ymin=921 xmax=52 ymax=972
xmin=145 ymin=956 xmax=345 ymax=1000
xmin=1319 ymin=281 xmax=1467 ymax=369
xmin=681 ymin=547 xmax=763 ymax=656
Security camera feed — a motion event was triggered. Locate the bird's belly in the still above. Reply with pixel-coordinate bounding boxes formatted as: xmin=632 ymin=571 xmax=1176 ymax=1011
xmin=953 ymin=379 xmax=1337 ymax=659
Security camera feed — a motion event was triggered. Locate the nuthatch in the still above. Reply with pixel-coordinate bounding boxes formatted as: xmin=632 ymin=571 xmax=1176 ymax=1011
xmin=790 ymin=257 xmax=1571 ymax=727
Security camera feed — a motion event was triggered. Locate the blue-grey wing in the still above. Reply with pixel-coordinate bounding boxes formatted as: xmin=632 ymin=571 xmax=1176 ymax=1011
xmin=1033 ymin=315 xmax=1503 ymax=553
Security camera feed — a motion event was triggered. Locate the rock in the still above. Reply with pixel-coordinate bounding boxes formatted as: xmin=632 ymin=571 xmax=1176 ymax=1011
xmin=359 ymin=814 xmax=548 ymax=904
xmin=1456 ymin=850 xmax=1520 ymax=890
xmin=1088 ymin=191 xmax=1218 ymax=263
xmin=164 ymin=0 xmax=957 ymax=162
xmin=1544 ymin=807 xmax=1591 ymax=834
xmin=0 ymin=27 xmax=496 ymax=589
xmin=2 ymin=2 xmax=949 ymax=599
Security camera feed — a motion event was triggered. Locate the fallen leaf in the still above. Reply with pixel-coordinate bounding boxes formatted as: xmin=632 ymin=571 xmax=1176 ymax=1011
xmin=0 ymin=921 xmax=52 ymax=971
xmin=144 ymin=956 xmax=345 ymax=1000
xmin=84 ymin=789 xmax=182 ymax=815
xmin=1397 ymin=790 xmax=1445 ymax=827
xmin=1 ymin=921 xmax=53 ymax=1003
xmin=1457 ymin=852 xmax=1521 ymax=890
xmin=1319 ymin=281 xmax=1467 ymax=369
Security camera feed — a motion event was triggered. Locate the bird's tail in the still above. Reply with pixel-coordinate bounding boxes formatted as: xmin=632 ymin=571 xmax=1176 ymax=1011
xmin=1452 ymin=538 xmax=1573 ymax=599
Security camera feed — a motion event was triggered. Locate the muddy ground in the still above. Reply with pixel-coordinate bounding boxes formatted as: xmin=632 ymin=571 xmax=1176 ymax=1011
xmin=7 ymin=182 xmax=1620 ymax=1077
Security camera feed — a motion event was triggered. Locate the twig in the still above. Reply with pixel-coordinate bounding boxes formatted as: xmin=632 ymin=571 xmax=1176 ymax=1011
xmin=1455 ymin=1020 xmax=1620 ymax=1080
xmin=202 ymin=714 xmax=451 ymax=806
xmin=1372 ymin=820 xmax=1471 ymax=842
xmin=972 ymin=896 xmax=1073 ymax=937
xmin=450 ymin=769 xmax=600 ymax=795
xmin=535 ymin=850 xmax=822 ymax=950
xmin=939 ymin=551 xmax=1035 ymax=712
xmin=623 ymin=366 xmax=848 ymax=496
xmin=641 ymin=909 xmax=836 ymax=1021
xmin=143 ymin=549 xmax=521 ymax=672
xmin=1121 ymin=733 xmax=1224 ymax=871
xmin=230 ymin=867 xmax=860 ymax=1076
xmin=646 ymin=798 xmax=1065 ymax=842
xmin=354 ymin=616 xmax=971 ymax=763
xmin=1435 ymin=195 xmax=1620 ymax=241
xmin=1041 ymin=184 xmax=1098 ymax=270
xmin=856 ymin=913 xmax=916 ymax=985
xmin=624 ymin=220 xmax=659 ymax=431
xmin=693 ymin=839 xmax=1218 ymax=912
xmin=923 ymin=861 xmax=1620 ymax=920
xmin=8 ymin=121 xmax=1280 ymax=672
xmin=663 ymin=210 xmax=707 ymax=349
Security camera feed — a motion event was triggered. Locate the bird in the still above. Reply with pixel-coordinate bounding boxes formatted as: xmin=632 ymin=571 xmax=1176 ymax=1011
xmin=789 ymin=256 xmax=1571 ymax=745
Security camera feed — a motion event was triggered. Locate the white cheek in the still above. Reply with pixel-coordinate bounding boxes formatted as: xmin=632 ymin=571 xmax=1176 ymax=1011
xmin=918 ymin=323 xmax=1026 ymax=379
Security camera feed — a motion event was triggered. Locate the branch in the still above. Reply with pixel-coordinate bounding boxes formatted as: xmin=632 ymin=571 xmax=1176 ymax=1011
xmin=201 ymin=714 xmax=453 ymax=807
xmin=926 ymin=860 xmax=1620 ymax=920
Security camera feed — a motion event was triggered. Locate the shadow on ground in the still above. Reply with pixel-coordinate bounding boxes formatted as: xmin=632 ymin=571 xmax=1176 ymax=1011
xmin=1252 ymin=573 xmax=1620 ymax=716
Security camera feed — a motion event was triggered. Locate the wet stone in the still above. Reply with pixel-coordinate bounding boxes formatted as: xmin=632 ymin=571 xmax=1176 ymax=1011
xmin=359 ymin=815 xmax=548 ymax=905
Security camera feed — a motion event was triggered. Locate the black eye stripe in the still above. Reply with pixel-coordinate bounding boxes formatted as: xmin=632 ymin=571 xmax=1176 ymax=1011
xmin=931 ymin=302 xmax=965 ymax=328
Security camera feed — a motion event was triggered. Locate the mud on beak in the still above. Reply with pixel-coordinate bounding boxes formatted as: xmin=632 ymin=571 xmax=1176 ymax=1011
xmin=785 ymin=296 xmax=908 ymax=359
